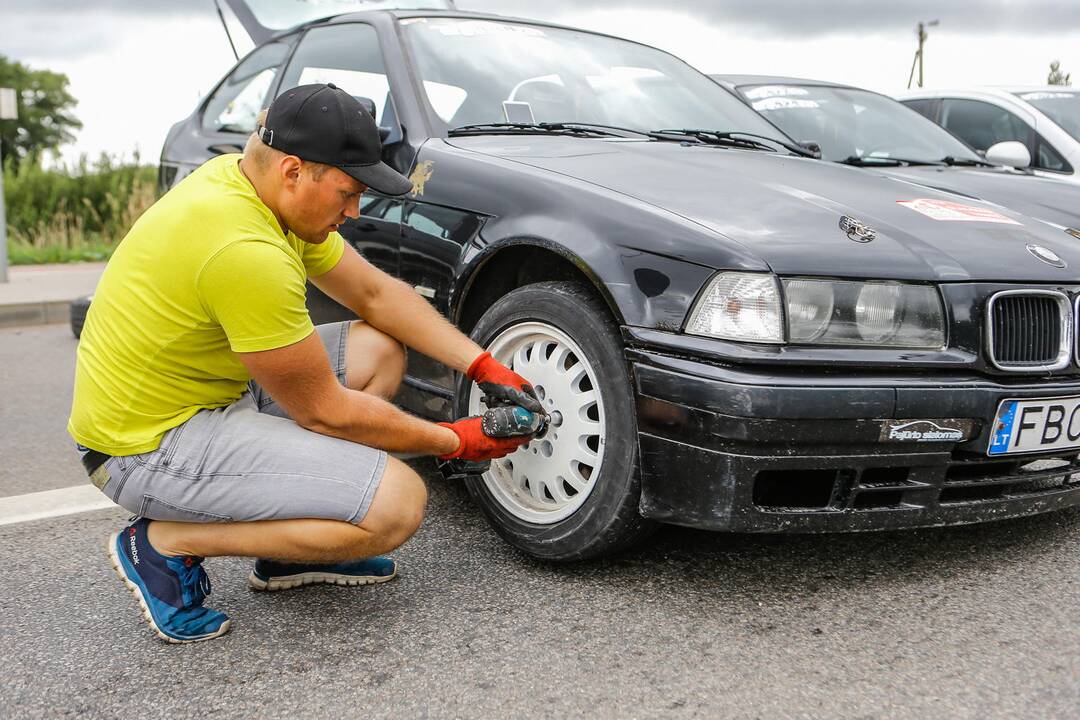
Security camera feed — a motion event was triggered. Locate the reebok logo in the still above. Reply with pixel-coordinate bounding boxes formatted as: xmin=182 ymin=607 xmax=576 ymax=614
xmin=129 ymin=528 xmax=140 ymax=565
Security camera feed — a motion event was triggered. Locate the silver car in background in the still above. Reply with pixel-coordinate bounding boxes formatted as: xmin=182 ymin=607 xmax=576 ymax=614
xmin=896 ymin=86 xmax=1080 ymax=185
xmin=716 ymin=75 xmax=1080 ymax=230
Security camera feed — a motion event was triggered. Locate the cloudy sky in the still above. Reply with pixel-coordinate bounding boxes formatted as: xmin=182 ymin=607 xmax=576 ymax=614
xmin=1 ymin=0 xmax=1078 ymax=165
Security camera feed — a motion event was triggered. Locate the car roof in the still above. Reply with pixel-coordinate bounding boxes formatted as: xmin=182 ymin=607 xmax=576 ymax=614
xmin=713 ymin=74 xmax=859 ymax=91
xmin=264 ymin=8 xmax=657 ymax=51
xmin=897 ymin=87 xmax=1029 ymax=99
xmin=239 ymin=6 xmax=690 ymax=77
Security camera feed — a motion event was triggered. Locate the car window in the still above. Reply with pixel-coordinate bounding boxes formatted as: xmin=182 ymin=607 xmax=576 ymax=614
xmin=939 ymin=98 xmax=1029 ymax=152
xmin=360 ymin=194 xmax=403 ymax=222
xmin=278 ymin=23 xmax=391 ymax=123
xmin=400 ymin=17 xmax=788 ymax=142
xmin=741 ymin=85 xmax=978 ymax=163
xmin=899 ymin=98 xmax=936 ymax=121
xmin=405 ymin=203 xmax=476 ymax=240
xmin=202 ymin=39 xmax=293 ymax=134
xmin=1036 ymin=134 xmax=1072 ymax=173
xmin=1015 ymin=90 xmax=1080 ymax=142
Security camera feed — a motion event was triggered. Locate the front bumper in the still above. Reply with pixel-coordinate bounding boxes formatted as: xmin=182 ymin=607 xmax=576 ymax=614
xmin=629 ymin=347 xmax=1080 ymax=533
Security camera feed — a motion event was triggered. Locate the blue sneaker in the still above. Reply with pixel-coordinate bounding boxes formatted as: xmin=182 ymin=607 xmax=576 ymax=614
xmin=107 ymin=519 xmax=231 ymax=643
xmin=248 ymin=557 xmax=397 ymax=591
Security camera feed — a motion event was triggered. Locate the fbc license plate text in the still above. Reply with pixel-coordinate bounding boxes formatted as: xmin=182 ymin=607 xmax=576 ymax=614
xmin=989 ymin=396 xmax=1080 ymax=456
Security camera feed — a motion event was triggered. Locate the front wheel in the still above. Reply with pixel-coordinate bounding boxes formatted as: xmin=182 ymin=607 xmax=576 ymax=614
xmin=457 ymin=281 xmax=655 ymax=561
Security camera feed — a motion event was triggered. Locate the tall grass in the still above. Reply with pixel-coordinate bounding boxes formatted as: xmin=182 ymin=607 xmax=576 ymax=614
xmin=3 ymin=153 xmax=157 ymax=264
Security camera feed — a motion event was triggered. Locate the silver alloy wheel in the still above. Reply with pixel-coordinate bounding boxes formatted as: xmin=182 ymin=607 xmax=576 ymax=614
xmin=468 ymin=321 xmax=606 ymax=524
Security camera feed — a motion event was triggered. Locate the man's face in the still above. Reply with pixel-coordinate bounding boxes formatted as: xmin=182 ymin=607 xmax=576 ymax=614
xmin=281 ymin=164 xmax=367 ymax=243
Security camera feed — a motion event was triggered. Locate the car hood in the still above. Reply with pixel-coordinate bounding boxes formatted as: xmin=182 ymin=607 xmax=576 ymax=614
xmin=879 ymin=165 xmax=1080 ymax=230
xmin=448 ymin=136 xmax=1080 ymax=282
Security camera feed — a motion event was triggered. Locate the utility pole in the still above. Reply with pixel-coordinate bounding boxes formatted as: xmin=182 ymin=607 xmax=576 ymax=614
xmin=907 ymin=19 xmax=940 ymax=89
xmin=0 ymin=86 xmax=17 ymax=283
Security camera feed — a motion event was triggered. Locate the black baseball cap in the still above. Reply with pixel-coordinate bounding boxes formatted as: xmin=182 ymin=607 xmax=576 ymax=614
xmin=258 ymin=83 xmax=413 ymax=197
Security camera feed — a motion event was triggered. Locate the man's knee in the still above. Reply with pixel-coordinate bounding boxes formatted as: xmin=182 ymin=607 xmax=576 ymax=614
xmin=357 ymin=456 xmax=427 ymax=551
xmin=346 ymin=320 xmax=407 ymax=399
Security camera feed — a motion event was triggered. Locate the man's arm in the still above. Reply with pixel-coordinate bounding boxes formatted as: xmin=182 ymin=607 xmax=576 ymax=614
xmin=236 ymin=331 xmax=460 ymax=455
xmin=312 ymin=245 xmax=483 ymax=374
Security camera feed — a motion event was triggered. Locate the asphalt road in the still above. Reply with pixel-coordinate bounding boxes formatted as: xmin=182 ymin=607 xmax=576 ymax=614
xmin=0 ymin=323 xmax=85 ymax=496
xmin=2 ymin=323 xmax=1079 ymax=718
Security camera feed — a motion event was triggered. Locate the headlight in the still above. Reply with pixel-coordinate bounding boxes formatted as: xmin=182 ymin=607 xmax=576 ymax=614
xmin=685 ymin=272 xmax=783 ymax=343
xmin=854 ymin=283 xmax=902 ymax=343
xmin=785 ymin=279 xmax=835 ymax=342
xmin=685 ymin=273 xmax=945 ymax=348
xmin=782 ymin=278 xmax=944 ymax=348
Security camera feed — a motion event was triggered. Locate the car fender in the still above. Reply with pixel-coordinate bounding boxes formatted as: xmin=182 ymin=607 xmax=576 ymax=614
xmin=408 ymin=140 xmax=764 ymax=331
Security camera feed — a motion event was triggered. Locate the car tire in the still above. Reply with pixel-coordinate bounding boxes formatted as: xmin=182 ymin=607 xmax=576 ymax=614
xmin=70 ymin=295 xmax=93 ymax=339
xmin=455 ymin=280 xmax=656 ymax=561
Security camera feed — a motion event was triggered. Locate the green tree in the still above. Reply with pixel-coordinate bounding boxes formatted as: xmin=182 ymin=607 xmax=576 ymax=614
xmin=1048 ymin=60 xmax=1072 ymax=86
xmin=0 ymin=54 xmax=82 ymax=163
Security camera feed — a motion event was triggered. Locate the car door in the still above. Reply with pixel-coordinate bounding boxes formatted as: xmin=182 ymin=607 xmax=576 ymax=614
xmin=396 ymin=201 xmax=485 ymax=413
xmin=938 ymin=98 xmax=1072 ymax=176
xmin=273 ymin=21 xmax=404 ymax=322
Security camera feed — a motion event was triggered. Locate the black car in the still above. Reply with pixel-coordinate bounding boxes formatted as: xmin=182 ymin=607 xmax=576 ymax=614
xmin=152 ymin=1 xmax=1080 ymax=560
xmin=714 ymin=74 xmax=1080 ymax=230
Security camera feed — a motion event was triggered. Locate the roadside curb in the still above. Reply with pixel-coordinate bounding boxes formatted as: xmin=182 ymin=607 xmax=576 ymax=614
xmin=0 ymin=300 xmax=73 ymax=329
xmin=0 ymin=485 xmax=118 ymax=526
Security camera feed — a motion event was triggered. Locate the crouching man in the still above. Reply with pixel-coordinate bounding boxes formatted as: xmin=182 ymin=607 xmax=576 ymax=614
xmin=69 ymin=84 xmax=541 ymax=643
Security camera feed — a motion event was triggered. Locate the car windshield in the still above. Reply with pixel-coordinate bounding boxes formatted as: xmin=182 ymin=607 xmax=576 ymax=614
xmin=741 ymin=84 xmax=982 ymax=164
xmin=400 ymin=17 xmax=788 ymax=142
xmin=1015 ymin=90 xmax=1080 ymax=142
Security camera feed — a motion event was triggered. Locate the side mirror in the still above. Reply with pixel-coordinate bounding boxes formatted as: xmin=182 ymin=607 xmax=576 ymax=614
xmin=985 ymin=141 xmax=1031 ymax=169
xmin=353 ymin=95 xmax=395 ymax=144
xmin=798 ymin=141 xmax=823 ymax=159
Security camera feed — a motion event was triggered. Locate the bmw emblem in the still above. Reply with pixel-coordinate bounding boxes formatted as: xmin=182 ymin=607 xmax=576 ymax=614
xmin=839 ymin=215 xmax=876 ymax=243
xmin=1026 ymin=244 xmax=1066 ymax=268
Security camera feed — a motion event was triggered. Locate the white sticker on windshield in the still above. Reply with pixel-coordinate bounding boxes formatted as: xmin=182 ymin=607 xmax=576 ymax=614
xmin=1019 ymin=92 xmax=1075 ymax=101
xmin=752 ymin=97 xmax=819 ymax=111
xmin=744 ymin=85 xmax=810 ymax=100
xmin=897 ymin=199 xmax=1021 ymax=225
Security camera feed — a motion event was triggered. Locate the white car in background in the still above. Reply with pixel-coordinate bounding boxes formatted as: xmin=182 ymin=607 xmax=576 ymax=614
xmin=896 ymin=87 xmax=1080 ymax=185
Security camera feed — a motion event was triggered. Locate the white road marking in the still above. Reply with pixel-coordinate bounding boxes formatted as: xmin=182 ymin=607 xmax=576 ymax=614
xmin=0 ymin=484 xmax=118 ymax=526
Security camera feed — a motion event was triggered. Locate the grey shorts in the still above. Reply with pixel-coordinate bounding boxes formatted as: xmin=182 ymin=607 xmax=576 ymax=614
xmin=92 ymin=321 xmax=387 ymax=525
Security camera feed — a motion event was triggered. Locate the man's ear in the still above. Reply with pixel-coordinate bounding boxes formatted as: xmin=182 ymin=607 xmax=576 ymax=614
xmin=279 ymin=155 xmax=303 ymax=190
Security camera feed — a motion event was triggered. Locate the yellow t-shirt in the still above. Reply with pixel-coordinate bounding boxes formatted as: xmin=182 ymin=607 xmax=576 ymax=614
xmin=68 ymin=154 xmax=345 ymax=455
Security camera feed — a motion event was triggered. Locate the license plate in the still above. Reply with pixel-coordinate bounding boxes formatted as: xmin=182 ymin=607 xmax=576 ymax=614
xmin=988 ymin=396 xmax=1080 ymax=456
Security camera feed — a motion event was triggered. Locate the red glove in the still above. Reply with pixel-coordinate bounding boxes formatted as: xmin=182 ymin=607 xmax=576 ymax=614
xmin=437 ymin=417 xmax=531 ymax=461
xmin=467 ymin=352 xmax=544 ymax=414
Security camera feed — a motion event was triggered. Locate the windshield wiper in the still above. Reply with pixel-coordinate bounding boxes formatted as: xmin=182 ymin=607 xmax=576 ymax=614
xmin=541 ymin=122 xmax=655 ymax=138
xmin=650 ymin=129 xmax=816 ymax=157
xmin=839 ymin=155 xmax=945 ymax=167
xmin=447 ymin=122 xmax=624 ymax=138
xmin=942 ymin=156 xmax=994 ymax=167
